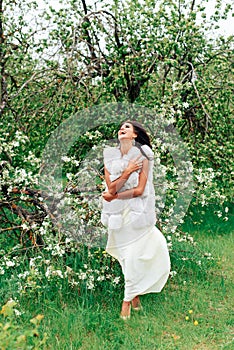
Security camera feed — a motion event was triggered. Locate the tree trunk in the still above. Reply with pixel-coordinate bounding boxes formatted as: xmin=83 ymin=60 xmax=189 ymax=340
xmin=0 ymin=0 xmax=7 ymax=117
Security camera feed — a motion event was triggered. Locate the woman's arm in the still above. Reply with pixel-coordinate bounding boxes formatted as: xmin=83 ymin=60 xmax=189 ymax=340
xmin=102 ymin=159 xmax=149 ymax=201
xmin=116 ymin=159 xmax=149 ymax=199
xmin=104 ymin=155 xmax=143 ymax=195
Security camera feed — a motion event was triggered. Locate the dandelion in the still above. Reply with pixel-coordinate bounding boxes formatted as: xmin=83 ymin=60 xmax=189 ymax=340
xmin=194 ymin=320 xmax=199 ymax=326
xmin=35 ymin=314 xmax=44 ymax=321
xmin=185 ymin=316 xmax=189 ymax=321
xmin=189 ymin=310 xmax=193 ymax=314
xmin=172 ymin=334 xmax=180 ymax=341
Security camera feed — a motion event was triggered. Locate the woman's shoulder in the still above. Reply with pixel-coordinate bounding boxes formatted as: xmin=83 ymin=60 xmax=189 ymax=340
xmin=141 ymin=144 xmax=154 ymax=160
xmin=103 ymin=146 xmax=120 ymax=160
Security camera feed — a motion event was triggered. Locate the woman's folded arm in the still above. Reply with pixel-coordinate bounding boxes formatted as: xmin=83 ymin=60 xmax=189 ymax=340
xmin=102 ymin=159 xmax=149 ymax=201
xmin=104 ymin=155 xmax=143 ymax=195
xmin=116 ymin=159 xmax=148 ymax=199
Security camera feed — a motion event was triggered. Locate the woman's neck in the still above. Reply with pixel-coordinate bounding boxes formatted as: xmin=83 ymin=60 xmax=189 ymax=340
xmin=119 ymin=140 xmax=133 ymax=155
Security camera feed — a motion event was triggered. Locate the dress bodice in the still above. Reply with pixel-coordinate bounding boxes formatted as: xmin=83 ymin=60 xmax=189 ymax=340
xmin=101 ymin=145 xmax=156 ymax=230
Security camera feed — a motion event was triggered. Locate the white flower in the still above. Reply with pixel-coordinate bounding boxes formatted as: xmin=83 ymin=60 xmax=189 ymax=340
xmin=12 ymin=140 xmax=20 ymax=148
xmin=113 ymin=277 xmax=120 ymax=285
xmin=21 ymin=223 xmax=29 ymax=230
xmin=66 ymin=173 xmax=73 ymax=181
xmin=70 ymin=280 xmax=79 ymax=287
xmin=87 ymin=280 xmax=95 ymax=290
xmin=14 ymin=309 xmax=22 ymax=316
xmin=65 ymin=237 xmax=72 ymax=244
xmin=172 ymin=82 xmax=182 ymax=91
xmin=6 ymin=260 xmax=15 ymax=267
xmin=7 ymin=298 xmax=17 ymax=306
xmin=182 ymin=102 xmax=189 ymax=109
xmin=61 ymin=156 xmax=71 ymax=162
xmin=53 ymin=270 xmax=63 ymax=278
xmin=73 ymin=160 xmax=80 ymax=166
xmin=39 ymin=227 xmax=46 ymax=235
xmin=97 ymin=275 xmax=105 ymax=282
xmin=79 ymin=272 xmax=87 ymax=280
xmin=66 ymin=266 xmax=73 ymax=274
xmin=204 ymin=252 xmax=212 ymax=257
xmin=169 ymin=271 xmax=177 ymax=277
xmin=18 ymin=271 xmax=29 ymax=279
xmin=167 ymin=242 xmax=172 ymax=249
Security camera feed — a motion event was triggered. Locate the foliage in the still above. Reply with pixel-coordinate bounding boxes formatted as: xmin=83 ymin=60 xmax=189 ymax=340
xmin=0 ymin=299 xmax=47 ymax=349
xmin=0 ymin=0 xmax=233 ymax=312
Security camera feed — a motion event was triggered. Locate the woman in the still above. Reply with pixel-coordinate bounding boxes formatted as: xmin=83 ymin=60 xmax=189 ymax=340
xmin=101 ymin=120 xmax=170 ymax=320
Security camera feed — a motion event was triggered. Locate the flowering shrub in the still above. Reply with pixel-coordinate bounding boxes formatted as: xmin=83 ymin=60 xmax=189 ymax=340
xmin=0 ymin=124 xmax=221 ymax=304
xmin=0 ymin=1 xmax=232 ymax=325
xmin=0 ymin=230 xmax=214 ymax=303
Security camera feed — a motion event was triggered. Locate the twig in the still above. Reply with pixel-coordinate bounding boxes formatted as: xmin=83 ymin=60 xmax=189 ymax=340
xmin=0 ymin=226 xmax=22 ymax=232
xmin=187 ymin=61 xmax=211 ymax=133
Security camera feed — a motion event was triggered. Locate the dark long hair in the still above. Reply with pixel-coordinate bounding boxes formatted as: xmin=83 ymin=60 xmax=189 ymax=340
xmin=120 ymin=120 xmax=152 ymax=159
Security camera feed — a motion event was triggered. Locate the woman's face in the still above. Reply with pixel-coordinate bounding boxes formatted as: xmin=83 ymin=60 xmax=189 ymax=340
xmin=118 ymin=122 xmax=137 ymax=142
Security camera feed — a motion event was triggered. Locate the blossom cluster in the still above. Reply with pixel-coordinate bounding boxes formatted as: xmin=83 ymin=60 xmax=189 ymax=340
xmin=0 ymin=126 xmax=224 ymax=299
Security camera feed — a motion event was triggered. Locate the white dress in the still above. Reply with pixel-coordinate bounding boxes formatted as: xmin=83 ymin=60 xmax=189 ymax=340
xmin=101 ymin=145 xmax=170 ymax=301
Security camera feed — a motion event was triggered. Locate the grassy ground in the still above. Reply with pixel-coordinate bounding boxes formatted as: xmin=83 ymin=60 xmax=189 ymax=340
xmin=1 ymin=207 xmax=233 ymax=350
xmin=18 ymin=227 xmax=233 ymax=349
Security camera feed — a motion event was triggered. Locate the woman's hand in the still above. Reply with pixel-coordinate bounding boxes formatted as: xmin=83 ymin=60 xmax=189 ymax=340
xmin=103 ymin=155 xmax=143 ymax=196
xmin=126 ymin=155 xmax=143 ymax=174
xmin=102 ymin=191 xmax=117 ymax=202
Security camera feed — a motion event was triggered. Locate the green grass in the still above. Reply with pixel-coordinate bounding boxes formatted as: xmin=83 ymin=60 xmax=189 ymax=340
xmin=1 ymin=209 xmax=233 ymax=350
xmin=16 ymin=233 xmax=233 ymax=349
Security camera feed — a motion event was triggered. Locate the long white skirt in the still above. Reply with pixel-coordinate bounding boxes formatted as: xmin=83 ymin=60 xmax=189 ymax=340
xmin=106 ymin=225 xmax=170 ymax=302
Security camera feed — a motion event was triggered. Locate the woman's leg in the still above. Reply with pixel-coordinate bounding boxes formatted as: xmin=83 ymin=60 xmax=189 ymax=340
xmin=120 ymin=296 xmax=142 ymax=320
xmin=120 ymin=301 xmax=131 ymax=320
xmin=131 ymin=295 xmax=142 ymax=310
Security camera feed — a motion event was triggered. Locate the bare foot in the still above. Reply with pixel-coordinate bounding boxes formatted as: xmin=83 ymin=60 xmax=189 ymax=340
xmin=131 ymin=296 xmax=142 ymax=310
xmin=120 ymin=301 xmax=131 ymax=320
